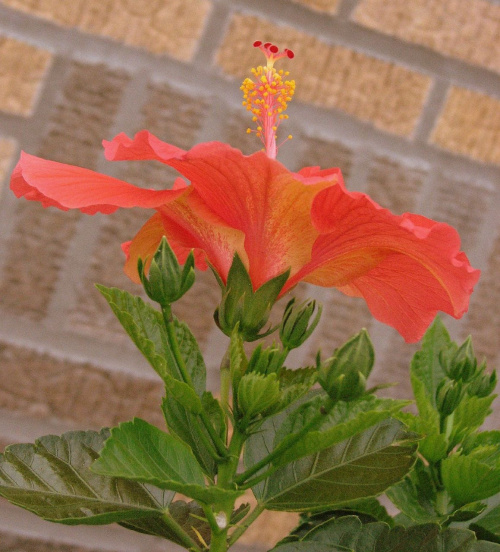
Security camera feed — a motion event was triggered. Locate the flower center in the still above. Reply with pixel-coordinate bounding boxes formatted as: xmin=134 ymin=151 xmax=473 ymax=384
xmin=241 ymin=41 xmax=296 ymax=159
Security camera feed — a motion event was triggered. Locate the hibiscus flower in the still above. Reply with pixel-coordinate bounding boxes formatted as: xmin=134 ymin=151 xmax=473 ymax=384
xmin=10 ymin=41 xmax=479 ymax=343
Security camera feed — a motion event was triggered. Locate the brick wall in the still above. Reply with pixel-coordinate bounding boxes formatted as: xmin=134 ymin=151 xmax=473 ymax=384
xmin=0 ymin=1 xmax=499 ymax=550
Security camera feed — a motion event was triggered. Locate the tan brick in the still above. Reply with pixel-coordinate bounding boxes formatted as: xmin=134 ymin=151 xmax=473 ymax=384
xmin=431 ymin=87 xmax=500 ymax=165
xmin=426 ymin=176 xmax=493 ymax=253
xmin=0 ymin=0 xmax=211 ymax=60
xmin=354 ymin=0 xmax=500 ymax=74
xmin=0 ymin=36 xmax=52 ymax=116
xmin=0 ymin=63 xmax=128 ymax=320
xmin=0 ymin=341 xmax=164 ymax=428
xmin=0 ymin=530 xmax=105 ymax=552
xmin=0 ymin=138 xmax=17 ymax=194
xmin=299 ymin=136 xmax=354 ymax=180
xmin=225 ymin=112 xmax=267 ymax=156
xmin=217 ymin=14 xmax=431 ymax=136
xmin=365 ymin=156 xmax=426 ymax=214
xmin=305 ymin=289 xmax=373 ymax=365
xmin=70 ymin=83 xmax=209 ymax=341
xmin=290 ymin=0 xmax=339 ymax=14
xmin=464 ymin=228 xmax=500 ymax=365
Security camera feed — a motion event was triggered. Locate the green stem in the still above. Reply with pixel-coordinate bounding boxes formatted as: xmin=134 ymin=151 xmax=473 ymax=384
xmin=162 ymin=304 xmax=228 ymax=459
xmin=234 ymin=396 xmax=335 ymax=486
xmin=228 ymin=503 xmax=266 ymax=546
xmin=220 ymin=348 xmax=231 ymax=416
xmin=160 ymin=511 xmax=202 ymax=552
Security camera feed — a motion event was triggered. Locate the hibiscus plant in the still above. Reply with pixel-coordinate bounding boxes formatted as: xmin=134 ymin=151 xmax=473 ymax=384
xmin=1 ymin=41 xmax=499 ymax=552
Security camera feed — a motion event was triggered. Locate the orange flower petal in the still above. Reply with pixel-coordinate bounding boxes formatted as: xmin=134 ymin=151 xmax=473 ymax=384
xmin=288 ymin=184 xmax=480 ymax=342
xmin=11 ymin=152 xmax=183 ymax=215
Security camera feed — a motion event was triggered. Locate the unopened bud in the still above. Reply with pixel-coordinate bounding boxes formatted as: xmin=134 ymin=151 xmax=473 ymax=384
xmin=436 ymin=379 xmax=464 ymax=417
xmin=138 ymin=237 xmax=195 ymax=306
xmin=279 ymin=298 xmax=322 ymax=350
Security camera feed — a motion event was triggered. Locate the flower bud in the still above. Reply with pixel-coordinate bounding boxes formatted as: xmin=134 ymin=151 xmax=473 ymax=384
xmin=237 ymin=372 xmax=281 ymax=421
xmin=436 ymin=378 xmax=464 ymax=417
xmin=138 ymin=237 xmax=195 ymax=306
xmin=247 ymin=343 xmax=286 ymax=376
xmin=447 ymin=337 xmax=477 ymax=383
xmin=279 ymin=298 xmax=322 ymax=350
xmin=468 ymin=366 xmax=497 ymax=398
xmin=318 ymin=329 xmax=374 ymax=402
xmin=213 ymin=254 xmax=289 ymax=341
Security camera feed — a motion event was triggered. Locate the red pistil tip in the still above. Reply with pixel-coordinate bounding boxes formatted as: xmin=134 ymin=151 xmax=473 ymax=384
xmin=253 ymin=40 xmax=295 ymax=65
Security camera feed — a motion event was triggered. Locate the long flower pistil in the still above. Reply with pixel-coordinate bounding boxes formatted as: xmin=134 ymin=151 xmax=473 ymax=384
xmin=241 ymin=41 xmax=296 ymax=159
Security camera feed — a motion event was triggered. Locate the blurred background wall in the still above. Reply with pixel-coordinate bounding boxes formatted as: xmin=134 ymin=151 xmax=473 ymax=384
xmin=0 ymin=0 xmax=499 ymax=550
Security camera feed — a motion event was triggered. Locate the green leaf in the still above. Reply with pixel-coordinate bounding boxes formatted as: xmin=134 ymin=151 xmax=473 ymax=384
xmin=274 ymin=395 xmax=410 ymax=467
xmin=92 ymin=419 xmax=242 ymax=505
xmin=238 ymin=372 xmax=281 ymax=420
xmin=162 ymin=395 xmax=216 ymax=477
xmin=411 ymin=317 xmax=450 ymax=409
xmin=201 ymin=392 xmax=226 ymax=441
xmin=260 ymin=419 xmax=417 ymax=511
xmin=270 ymin=543 xmax=350 ymax=552
xmin=279 ymin=514 xmax=500 ymax=552
xmin=442 ymin=454 xmax=500 ymax=506
xmin=471 ymin=503 xmax=500 ymax=543
xmin=449 ymin=396 xmax=496 ymax=447
xmin=97 ymin=286 xmax=205 ymax=395
xmin=0 ymin=429 xmax=174 ymax=525
xmin=386 ymin=458 xmax=444 ymax=524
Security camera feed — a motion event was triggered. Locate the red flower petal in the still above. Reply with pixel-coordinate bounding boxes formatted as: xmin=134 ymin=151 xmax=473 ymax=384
xmin=287 ymin=184 xmax=480 ymax=342
xmin=11 ymin=151 xmax=183 ymax=215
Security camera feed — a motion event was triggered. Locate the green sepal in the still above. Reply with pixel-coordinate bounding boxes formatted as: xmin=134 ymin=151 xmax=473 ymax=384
xmin=138 ymin=236 xmax=195 ymax=305
xmin=280 ymin=298 xmax=322 ymax=350
xmin=237 ymin=372 xmax=281 ymax=423
xmin=213 ymin=253 xmax=290 ymax=341
xmin=318 ymin=330 xmax=374 ymax=401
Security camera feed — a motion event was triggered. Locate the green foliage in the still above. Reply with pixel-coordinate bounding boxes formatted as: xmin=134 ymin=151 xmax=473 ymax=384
xmin=250 ymin=417 xmax=417 ymax=511
xmin=92 ymin=418 xmax=243 ymax=504
xmin=0 ymin=429 xmax=175 ymax=525
xmin=97 ymin=285 xmax=206 ymax=394
xmin=273 ymin=515 xmax=500 ymax=552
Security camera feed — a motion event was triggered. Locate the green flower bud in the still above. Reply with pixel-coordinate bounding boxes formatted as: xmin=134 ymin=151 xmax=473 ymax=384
xmin=138 ymin=237 xmax=195 ymax=306
xmin=237 ymin=372 xmax=281 ymax=421
xmin=468 ymin=366 xmax=497 ymax=398
xmin=247 ymin=343 xmax=287 ymax=376
xmin=318 ymin=329 xmax=374 ymax=402
xmin=447 ymin=337 xmax=477 ymax=382
xmin=279 ymin=298 xmax=322 ymax=350
xmin=436 ymin=378 xmax=464 ymax=417
xmin=213 ymin=254 xmax=289 ymax=342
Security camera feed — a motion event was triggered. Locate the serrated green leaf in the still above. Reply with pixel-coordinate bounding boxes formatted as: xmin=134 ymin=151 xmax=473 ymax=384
xmin=274 ymin=396 xmax=410 ymax=467
xmin=162 ymin=395 xmax=216 ymax=477
xmin=238 ymin=372 xmax=281 ymax=419
xmin=201 ymin=392 xmax=226 ymax=441
xmin=92 ymin=419 xmax=242 ymax=505
xmin=0 ymin=429 xmax=174 ymax=525
xmin=411 ymin=317 xmax=450 ymax=409
xmin=442 ymin=455 xmax=500 ymax=506
xmin=471 ymin=503 xmax=500 ymax=543
xmin=260 ymin=419 xmax=417 ymax=511
xmin=449 ymin=396 xmax=496 ymax=447
xmin=97 ymin=286 xmax=205 ymax=394
xmin=282 ymin=514 xmax=500 ymax=552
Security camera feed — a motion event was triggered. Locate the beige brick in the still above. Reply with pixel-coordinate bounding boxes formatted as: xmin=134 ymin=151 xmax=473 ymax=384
xmin=0 ymin=36 xmax=52 ymax=116
xmin=70 ymin=83 xmax=209 ymax=341
xmin=365 ymin=156 xmax=426 ymax=214
xmin=38 ymin=62 xmax=129 ymax=166
xmin=217 ymin=14 xmax=431 ymax=136
xmin=0 ymin=341 xmax=164 ymax=428
xmin=225 ymin=112 xmax=267 ymax=156
xmin=465 ymin=228 xmax=500 ymax=365
xmin=0 ymin=0 xmax=211 ymax=60
xmin=305 ymin=289 xmax=373 ymax=364
xmin=431 ymin=87 xmax=500 ymax=165
xmin=299 ymin=137 xmax=354 ymax=180
xmin=354 ymin=0 xmax=500 ymax=74
xmin=0 ymin=138 xmax=17 ymax=195
xmin=290 ymin=0 xmax=339 ymax=14
xmin=0 ymin=530 xmax=105 ymax=552
xmin=0 ymin=63 xmax=128 ymax=320
xmin=426 ymin=176 xmax=493 ymax=253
